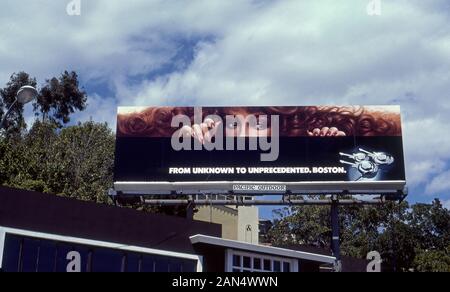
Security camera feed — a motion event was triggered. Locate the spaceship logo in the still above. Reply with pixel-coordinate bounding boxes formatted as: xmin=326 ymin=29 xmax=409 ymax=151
xmin=339 ymin=148 xmax=394 ymax=181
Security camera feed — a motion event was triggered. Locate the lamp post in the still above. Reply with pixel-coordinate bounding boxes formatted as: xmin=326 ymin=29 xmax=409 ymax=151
xmin=0 ymin=85 xmax=38 ymax=129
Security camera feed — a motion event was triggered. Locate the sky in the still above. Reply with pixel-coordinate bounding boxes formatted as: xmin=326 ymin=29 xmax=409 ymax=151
xmin=0 ymin=0 xmax=449 ymax=218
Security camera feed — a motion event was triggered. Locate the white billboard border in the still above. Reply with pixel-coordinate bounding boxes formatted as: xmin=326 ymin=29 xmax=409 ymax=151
xmin=113 ymin=180 xmax=406 ymax=196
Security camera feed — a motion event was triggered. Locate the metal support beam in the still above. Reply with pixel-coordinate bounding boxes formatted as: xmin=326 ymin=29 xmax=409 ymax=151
xmin=330 ymin=195 xmax=342 ymax=272
xmin=186 ymin=195 xmax=194 ymax=219
xmin=143 ymin=198 xmax=385 ymax=206
xmin=107 ymin=188 xmax=407 ymax=273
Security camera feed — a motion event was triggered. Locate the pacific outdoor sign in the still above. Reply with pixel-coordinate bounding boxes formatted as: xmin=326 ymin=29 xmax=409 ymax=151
xmin=113 ymin=106 xmax=406 ymax=195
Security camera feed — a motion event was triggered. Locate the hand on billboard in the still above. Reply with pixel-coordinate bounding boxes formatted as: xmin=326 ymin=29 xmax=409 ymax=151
xmin=178 ymin=118 xmax=222 ymax=144
xmin=307 ymin=127 xmax=346 ymax=137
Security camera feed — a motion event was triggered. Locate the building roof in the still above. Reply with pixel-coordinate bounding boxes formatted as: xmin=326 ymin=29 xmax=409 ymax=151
xmin=190 ymin=234 xmax=336 ymax=264
xmin=0 ymin=186 xmax=221 ymax=254
xmin=275 ymin=244 xmax=369 ymax=272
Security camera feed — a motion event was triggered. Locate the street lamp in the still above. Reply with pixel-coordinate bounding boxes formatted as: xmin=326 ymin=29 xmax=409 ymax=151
xmin=0 ymin=85 xmax=38 ymax=129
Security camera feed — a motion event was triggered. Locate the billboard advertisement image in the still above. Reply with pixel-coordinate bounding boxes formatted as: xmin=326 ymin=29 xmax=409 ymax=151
xmin=114 ymin=106 xmax=405 ymax=194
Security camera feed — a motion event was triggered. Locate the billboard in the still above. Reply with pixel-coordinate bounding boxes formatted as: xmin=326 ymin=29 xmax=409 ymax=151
xmin=114 ymin=106 xmax=405 ymax=195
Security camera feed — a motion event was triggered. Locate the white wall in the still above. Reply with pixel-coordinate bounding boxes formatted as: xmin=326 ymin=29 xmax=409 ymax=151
xmin=237 ymin=206 xmax=259 ymax=244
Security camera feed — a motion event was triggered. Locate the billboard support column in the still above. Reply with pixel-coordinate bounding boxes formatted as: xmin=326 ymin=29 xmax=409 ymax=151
xmin=331 ymin=195 xmax=342 ymax=272
xmin=186 ymin=196 xmax=195 ymax=220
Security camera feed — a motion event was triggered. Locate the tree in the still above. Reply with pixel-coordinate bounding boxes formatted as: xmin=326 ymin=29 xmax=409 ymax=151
xmin=1 ymin=71 xmax=87 ymax=136
xmin=34 ymin=71 xmax=87 ymax=127
xmin=1 ymin=71 xmax=189 ymax=217
xmin=0 ymin=72 xmax=37 ymax=136
xmin=0 ymin=121 xmax=56 ymax=193
xmin=53 ymin=121 xmax=115 ymax=203
xmin=267 ymin=199 xmax=450 ymax=272
xmin=413 ymin=249 xmax=450 ymax=272
xmin=409 ymin=200 xmax=450 ymax=251
xmin=266 ymin=203 xmax=331 ymax=248
xmin=1 ymin=70 xmax=92 ymax=199
xmin=1 ymin=121 xmax=115 ymax=204
xmin=375 ymin=218 xmax=417 ymax=272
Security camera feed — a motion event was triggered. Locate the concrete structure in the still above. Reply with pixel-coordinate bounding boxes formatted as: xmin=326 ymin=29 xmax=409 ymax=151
xmin=194 ymin=205 xmax=259 ymax=244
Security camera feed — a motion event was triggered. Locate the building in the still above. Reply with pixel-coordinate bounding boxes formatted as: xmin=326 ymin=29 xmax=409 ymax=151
xmin=0 ymin=186 xmax=218 ymax=272
xmin=194 ymin=196 xmax=259 ymax=244
xmin=0 ymin=186 xmax=345 ymax=272
xmin=191 ymin=235 xmax=335 ymax=272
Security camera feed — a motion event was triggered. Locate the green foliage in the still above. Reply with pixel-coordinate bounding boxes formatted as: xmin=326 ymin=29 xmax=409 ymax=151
xmin=0 ymin=72 xmax=37 ymax=136
xmin=52 ymin=121 xmax=115 ymax=203
xmin=0 ymin=71 xmax=186 ymax=214
xmin=0 ymin=121 xmax=115 ymax=204
xmin=413 ymin=249 xmax=450 ymax=272
xmin=0 ymin=70 xmax=106 ymax=202
xmin=267 ymin=199 xmax=450 ymax=272
xmin=0 ymin=71 xmax=87 ymax=136
xmin=268 ymin=203 xmax=331 ymax=248
xmin=35 ymin=71 xmax=87 ymax=127
xmin=2 ymin=71 xmax=449 ymax=271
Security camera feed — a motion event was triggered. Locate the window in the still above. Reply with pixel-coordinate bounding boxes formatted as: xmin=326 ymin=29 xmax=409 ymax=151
xmin=253 ymin=258 xmax=261 ymax=270
xmin=243 ymin=256 xmax=251 ymax=269
xmin=1 ymin=229 xmax=200 ymax=273
xmin=233 ymin=254 xmax=241 ymax=267
xmin=1 ymin=234 xmax=95 ymax=273
xmin=55 ymin=244 xmax=75 ymax=272
xmin=90 ymin=248 xmax=124 ymax=272
xmin=227 ymin=250 xmax=297 ymax=273
xmin=141 ymin=254 xmax=174 ymax=272
xmin=2 ymin=234 xmax=22 ymax=272
xmin=169 ymin=258 xmax=183 ymax=272
xmin=21 ymin=238 xmax=40 ymax=272
xmin=263 ymin=259 xmax=271 ymax=271
xmin=181 ymin=259 xmax=197 ymax=272
xmin=36 ymin=240 xmax=57 ymax=272
xmin=125 ymin=253 xmax=141 ymax=272
xmin=57 ymin=244 xmax=91 ymax=272
xmin=283 ymin=262 xmax=291 ymax=272
xmin=273 ymin=261 xmax=281 ymax=272
xmin=141 ymin=255 xmax=156 ymax=272
xmin=154 ymin=255 xmax=170 ymax=272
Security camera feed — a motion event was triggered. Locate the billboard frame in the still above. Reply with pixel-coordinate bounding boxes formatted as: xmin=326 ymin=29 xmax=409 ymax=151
xmin=113 ymin=180 xmax=406 ymax=196
xmin=109 ymin=188 xmax=408 ymax=273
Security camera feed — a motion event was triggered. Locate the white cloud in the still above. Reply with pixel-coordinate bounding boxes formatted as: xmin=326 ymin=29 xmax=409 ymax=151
xmin=0 ymin=0 xmax=259 ymax=85
xmin=426 ymin=170 xmax=450 ymax=195
xmin=74 ymin=93 xmax=118 ymax=129
xmin=123 ymin=0 xmax=450 ymax=196
xmin=443 ymin=200 xmax=450 ymax=210
xmin=1 ymin=0 xmax=450 ymax=200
